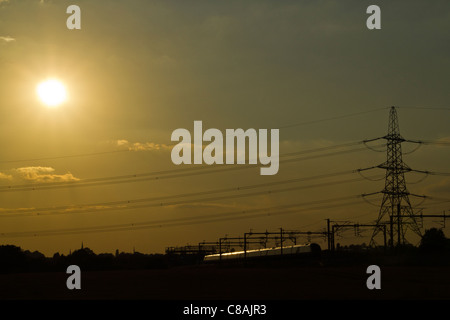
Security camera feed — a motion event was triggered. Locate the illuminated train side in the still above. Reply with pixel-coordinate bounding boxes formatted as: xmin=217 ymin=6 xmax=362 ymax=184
xmin=203 ymin=243 xmax=321 ymax=262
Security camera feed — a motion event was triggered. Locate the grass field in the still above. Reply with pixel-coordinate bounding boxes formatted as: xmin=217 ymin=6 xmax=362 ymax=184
xmin=0 ymin=264 xmax=449 ymax=300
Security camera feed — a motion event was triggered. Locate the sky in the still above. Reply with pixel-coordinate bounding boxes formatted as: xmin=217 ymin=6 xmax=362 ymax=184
xmin=0 ymin=0 xmax=449 ymax=256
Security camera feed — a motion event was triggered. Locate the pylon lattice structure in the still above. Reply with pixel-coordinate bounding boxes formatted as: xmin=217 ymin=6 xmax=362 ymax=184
xmin=370 ymin=107 xmax=422 ymax=247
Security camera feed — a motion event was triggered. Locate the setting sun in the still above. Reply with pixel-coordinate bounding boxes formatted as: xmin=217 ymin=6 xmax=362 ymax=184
xmin=36 ymin=79 xmax=67 ymax=107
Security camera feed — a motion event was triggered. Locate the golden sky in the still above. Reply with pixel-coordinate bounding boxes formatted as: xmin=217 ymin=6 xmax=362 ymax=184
xmin=0 ymin=0 xmax=449 ymax=256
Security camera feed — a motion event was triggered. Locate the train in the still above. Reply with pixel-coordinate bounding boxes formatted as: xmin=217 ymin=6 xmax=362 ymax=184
xmin=203 ymin=243 xmax=321 ymax=262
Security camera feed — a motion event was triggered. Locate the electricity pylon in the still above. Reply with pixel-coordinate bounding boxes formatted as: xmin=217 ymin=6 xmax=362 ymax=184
xmin=369 ymin=106 xmax=422 ymax=247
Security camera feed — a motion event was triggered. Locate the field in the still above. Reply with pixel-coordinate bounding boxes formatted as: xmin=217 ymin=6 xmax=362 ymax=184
xmin=0 ymin=264 xmax=449 ymax=300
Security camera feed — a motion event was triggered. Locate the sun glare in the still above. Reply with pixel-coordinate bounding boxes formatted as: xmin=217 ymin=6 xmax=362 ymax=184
xmin=36 ymin=79 xmax=67 ymax=107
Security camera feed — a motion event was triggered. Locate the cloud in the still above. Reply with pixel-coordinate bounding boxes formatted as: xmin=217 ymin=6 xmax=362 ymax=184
xmin=0 ymin=36 xmax=15 ymax=43
xmin=130 ymin=142 xmax=171 ymax=151
xmin=115 ymin=139 xmax=172 ymax=151
xmin=61 ymin=205 xmax=115 ymax=214
xmin=434 ymin=136 xmax=450 ymax=146
xmin=0 ymin=204 xmax=115 ymax=217
xmin=116 ymin=139 xmax=129 ymax=147
xmin=14 ymin=166 xmax=80 ymax=183
xmin=0 ymin=172 xmax=13 ymax=180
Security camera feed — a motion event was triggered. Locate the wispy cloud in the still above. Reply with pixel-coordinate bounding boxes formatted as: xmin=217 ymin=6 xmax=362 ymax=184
xmin=14 ymin=166 xmax=80 ymax=183
xmin=435 ymin=136 xmax=450 ymax=145
xmin=168 ymin=202 xmax=240 ymax=210
xmin=0 ymin=172 xmax=13 ymax=180
xmin=115 ymin=139 xmax=172 ymax=151
xmin=0 ymin=36 xmax=15 ymax=43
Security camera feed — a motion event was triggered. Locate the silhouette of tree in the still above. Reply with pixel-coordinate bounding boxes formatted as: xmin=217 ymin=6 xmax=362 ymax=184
xmin=0 ymin=245 xmax=44 ymax=273
xmin=420 ymin=228 xmax=450 ymax=252
xmin=0 ymin=245 xmax=25 ymax=272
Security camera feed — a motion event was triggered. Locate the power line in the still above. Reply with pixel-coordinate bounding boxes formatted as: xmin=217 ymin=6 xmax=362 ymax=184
xmin=413 ymin=170 xmax=450 ymax=177
xmin=1 ymin=174 xmax=373 ymax=218
xmin=0 ymin=140 xmax=364 ymax=166
xmin=278 ymin=107 xmax=389 ymax=129
xmin=0 ymin=107 xmax=389 ymax=168
xmin=281 ymin=140 xmax=363 ymax=157
xmin=0 ymin=149 xmax=132 ymax=164
xmin=0 ymin=195 xmax=364 ymax=238
xmin=419 ymin=140 xmax=450 ymax=147
xmin=1 ymin=169 xmax=355 ymax=214
xmin=0 ymin=143 xmax=378 ymax=193
xmin=1 ymin=105 xmax=446 ymax=165
xmin=0 ymin=114 xmax=376 ymax=165
xmin=0 ymin=137 xmax=445 ymax=194
xmin=396 ymin=106 xmax=450 ymax=111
